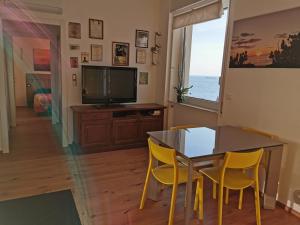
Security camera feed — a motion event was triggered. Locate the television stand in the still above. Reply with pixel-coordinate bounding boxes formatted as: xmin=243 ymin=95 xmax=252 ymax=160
xmin=94 ymin=104 xmax=124 ymax=109
xmin=71 ymin=103 xmax=165 ymax=154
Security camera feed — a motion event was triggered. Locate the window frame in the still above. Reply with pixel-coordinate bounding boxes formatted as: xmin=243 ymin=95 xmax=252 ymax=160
xmin=182 ymin=6 xmax=231 ymax=112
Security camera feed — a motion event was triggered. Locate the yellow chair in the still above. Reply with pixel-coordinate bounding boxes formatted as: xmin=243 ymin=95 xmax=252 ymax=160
xmin=199 ymin=149 xmax=264 ymax=225
xmin=242 ymin=127 xmax=279 ymax=140
xmin=139 ymin=138 xmax=203 ymax=225
xmin=242 ymin=127 xmax=278 ymax=169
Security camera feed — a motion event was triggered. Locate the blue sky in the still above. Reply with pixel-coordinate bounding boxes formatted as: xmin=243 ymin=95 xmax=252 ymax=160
xmin=189 ymin=10 xmax=228 ymax=77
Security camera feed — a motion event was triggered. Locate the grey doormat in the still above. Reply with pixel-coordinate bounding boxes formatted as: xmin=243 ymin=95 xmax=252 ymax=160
xmin=0 ymin=190 xmax=82 ymax=225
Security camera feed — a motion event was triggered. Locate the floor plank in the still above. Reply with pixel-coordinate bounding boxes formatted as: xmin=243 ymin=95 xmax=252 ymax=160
xmin=0 ymin=107 xmax=298 ymax=225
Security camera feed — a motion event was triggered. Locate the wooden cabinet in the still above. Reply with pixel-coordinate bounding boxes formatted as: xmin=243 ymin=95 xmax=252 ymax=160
xmin=71 ymin=104 xmax=164 ymax=153
xmin=140 ymin=118 xmax=163 ymax=141
xmin=113 ymin=119 xmax=140 ymax=145
xmin=81 ymin=121 xmax=111 ymax=147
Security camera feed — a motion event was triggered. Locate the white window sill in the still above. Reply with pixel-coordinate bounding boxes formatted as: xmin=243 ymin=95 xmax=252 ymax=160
xmin=169 ymin=101 xmax=219 ymax=114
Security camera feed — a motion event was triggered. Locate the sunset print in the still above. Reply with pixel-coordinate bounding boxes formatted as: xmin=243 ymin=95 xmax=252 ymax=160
xmin=229 ymin=7 xmax=300 ymax=68
xmin=33 ymin=48 xmax=51 ymax=71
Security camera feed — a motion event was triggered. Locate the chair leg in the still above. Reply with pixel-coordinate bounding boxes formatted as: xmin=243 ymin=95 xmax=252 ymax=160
xmin=218 ymin=185 xmax=224 ymax=225
xmin=198 ymin=177 xmax=204 ymax=220
xmin=254 ymin=182 xmax=261 ymax=225
xmin=139 ymin=162 xmax=152 ymax=209
xmin=168 ymin=183 xmax=178 ymax=225
xmin=213 ymin=182 xmax=217 ymax=199
xmin=238 ymin=189 xmax=244 ymax=210
xmin=225 ymin=188 xmax=229 ymax=205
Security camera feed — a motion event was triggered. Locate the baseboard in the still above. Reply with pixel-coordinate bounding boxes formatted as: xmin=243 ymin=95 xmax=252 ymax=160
xmin=276 ymin=201 xmax=300 ymax=218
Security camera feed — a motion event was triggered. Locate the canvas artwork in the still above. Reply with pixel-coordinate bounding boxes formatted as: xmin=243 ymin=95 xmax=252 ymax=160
xmin=139 ymin=72 xmax=148 ymax=85
xmin=91 ymin=44 xmax=103 ymax=61
xmin=81 ymin=52 xmax=89 ymax=63
xmin=135 ymin=30 xmax=149 ymax=48
xmin=112 ymin=42 xmax=129 ymax=66
xmin=229 ymin=7 xmax=300 ymax=68
xmin=68 ymin=22 xmax=81 ymax=39
xmin=33 ymin=49 xmax=50 ymax=71
xmin=70 ymin=57 xmax=79 ymax=68
xmin=136 ymin=48 xmax=146 ymax=64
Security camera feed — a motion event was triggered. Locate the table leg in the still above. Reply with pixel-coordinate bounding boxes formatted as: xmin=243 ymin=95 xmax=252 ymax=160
xmin=184 ymin=161 xmax=193 ymax=225
xmin=263 ymin=145 xmax=283 ymax=209
xmin=147 ymin=157 xmax=162 ymax=201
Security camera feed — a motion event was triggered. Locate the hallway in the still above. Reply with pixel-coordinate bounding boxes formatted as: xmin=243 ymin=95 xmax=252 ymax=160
xmin=3 ymin=107 xmax=63 ymax=161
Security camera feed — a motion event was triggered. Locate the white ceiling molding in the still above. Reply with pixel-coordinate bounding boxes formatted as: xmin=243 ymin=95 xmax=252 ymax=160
xmin=3 ymin=0 xmax=63 ymax=15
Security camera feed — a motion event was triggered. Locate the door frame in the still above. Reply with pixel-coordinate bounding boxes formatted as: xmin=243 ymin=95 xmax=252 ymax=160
xmin=0 ymin=11 xmax=68 ymax=151
xmin=0 ymin=19 xmax=10 ymax=153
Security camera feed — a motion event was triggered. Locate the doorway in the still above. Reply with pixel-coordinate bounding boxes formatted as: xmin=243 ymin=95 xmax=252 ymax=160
xmin=2 ymin=20 xmax=63 ymax=156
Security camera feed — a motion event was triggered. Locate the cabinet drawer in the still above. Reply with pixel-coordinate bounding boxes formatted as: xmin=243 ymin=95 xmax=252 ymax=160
xmin=113 ymin=119 xmax=140 ymax=145
xmin=81 ymin=121 xmax=111 ymax=147
xmin=81 ymin=112 xmax=110 ymax=121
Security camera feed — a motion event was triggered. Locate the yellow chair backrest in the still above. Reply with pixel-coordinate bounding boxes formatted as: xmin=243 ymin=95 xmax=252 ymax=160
xmin=148 ymin=138 xmax=177 ymax=166
xmin=170 ymin=124 xmax=198 ymax=131
xmin=242 ymin=127 xmax=278 ymax=140
xmin=222 ymin=149 xmax=264 ymax=170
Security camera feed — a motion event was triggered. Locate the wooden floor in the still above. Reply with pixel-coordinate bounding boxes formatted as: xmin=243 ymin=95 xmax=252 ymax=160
xmin=0 ymin=107 xmax=298 ymax=225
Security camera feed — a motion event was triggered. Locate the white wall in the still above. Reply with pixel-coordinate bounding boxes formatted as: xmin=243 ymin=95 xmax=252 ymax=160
xmin=0 ymin=0 xmax=168 ymax=146
xmin=13 ymin=37 xmax=50 ymax=106
xmin=220 ymin=0 xmax=300 ymax=212
xmin=62 ymin=0 xmax=166 ymax=143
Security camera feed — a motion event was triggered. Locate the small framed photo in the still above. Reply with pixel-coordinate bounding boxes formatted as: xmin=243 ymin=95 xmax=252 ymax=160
xmin=81 ymin=52 xmax=89 ymax=63
xmin=139 ymin=72 xmax=148 ymax=85
xmin=112 ymin=42 xmax=129 ymax=66
xmin=136 ymin=48 xmax=146 ymax=64
xmin=91 ymin=44 xmax=103 ymax=61
xmin=70 ymin=57 xmax=79 ymax=68
xmin=135 ymin=30 xmax=149 ymax=48
xmin=69 ymin=44 xmax=80 ymax=50
xmin=89 ymin=19 xmax=104 ymax=39
xmin=68 ymin=22 xmax=81 ymax=39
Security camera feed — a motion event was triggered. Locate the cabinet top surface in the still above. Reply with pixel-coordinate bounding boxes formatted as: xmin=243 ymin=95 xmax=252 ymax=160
xmin=71 ymin=103 xmax=165 ymax=113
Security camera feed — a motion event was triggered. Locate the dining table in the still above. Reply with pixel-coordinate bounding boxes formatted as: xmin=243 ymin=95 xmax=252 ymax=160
xmin=147 ymin=125 xmax=285 ymax=225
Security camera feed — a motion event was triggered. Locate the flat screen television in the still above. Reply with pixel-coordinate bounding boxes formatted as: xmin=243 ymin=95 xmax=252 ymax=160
xmin=82 ymin=65 xmax=137 ymax=104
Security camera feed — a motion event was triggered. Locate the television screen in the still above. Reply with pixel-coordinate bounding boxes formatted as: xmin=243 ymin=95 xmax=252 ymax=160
xmin=109 ymin=68 xmax=137 ymax=102
xmin=82 ymin=66 xmax=137 ymax=104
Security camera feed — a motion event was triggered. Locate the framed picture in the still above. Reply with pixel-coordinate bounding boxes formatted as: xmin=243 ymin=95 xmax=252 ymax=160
xmin=33 ymin=49 xmax=50 ymax=71
xmin=230 ymin=7 xmax=300 ymax=68
xmin=91 ymin=44 xmax=103 ymax=61
xmin=89 ymin=19 xmax=104 ymax=39
xmin=68 ymin=22 xmax=81 ymax=39
xmin=112 ymin=42 xmax=129 ymax=66
xmin=136 ymin=48 xmax=146 ymax=64
xmin=139 ymin=72 xmax=148 ymax=85
xmin=135 ymin=30 xmax=149 ymax=48
xmin=81 ymin=52 xmax=89 ymax=63
xmin=69 ymin=44 xmax=80 ymax=50
xmin=70 ymin=57 xmax=79 ymax=68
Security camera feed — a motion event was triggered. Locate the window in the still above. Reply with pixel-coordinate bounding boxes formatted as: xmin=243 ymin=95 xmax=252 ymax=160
xmin=185 ymin=9 xmax=228 ymax=109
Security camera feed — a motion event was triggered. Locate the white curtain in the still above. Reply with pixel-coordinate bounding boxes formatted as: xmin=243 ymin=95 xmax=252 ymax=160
xmin=172 ymin=0 xmax=223 ymax=30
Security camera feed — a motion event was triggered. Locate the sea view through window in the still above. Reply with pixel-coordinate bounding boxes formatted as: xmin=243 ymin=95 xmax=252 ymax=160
xmin=188 ymin=10 xmax=228 ymax=102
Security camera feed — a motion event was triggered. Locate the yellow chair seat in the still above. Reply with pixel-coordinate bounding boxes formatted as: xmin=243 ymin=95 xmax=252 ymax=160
xmin=152 ymin=164 xmax=200 ymax=185
xmin=201 ymin=167 xmax=254 ymax=190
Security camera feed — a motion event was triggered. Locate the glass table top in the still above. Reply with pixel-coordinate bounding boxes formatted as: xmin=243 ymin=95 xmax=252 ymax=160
xmin=147 ymin=126 xmax=284 ymax=160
